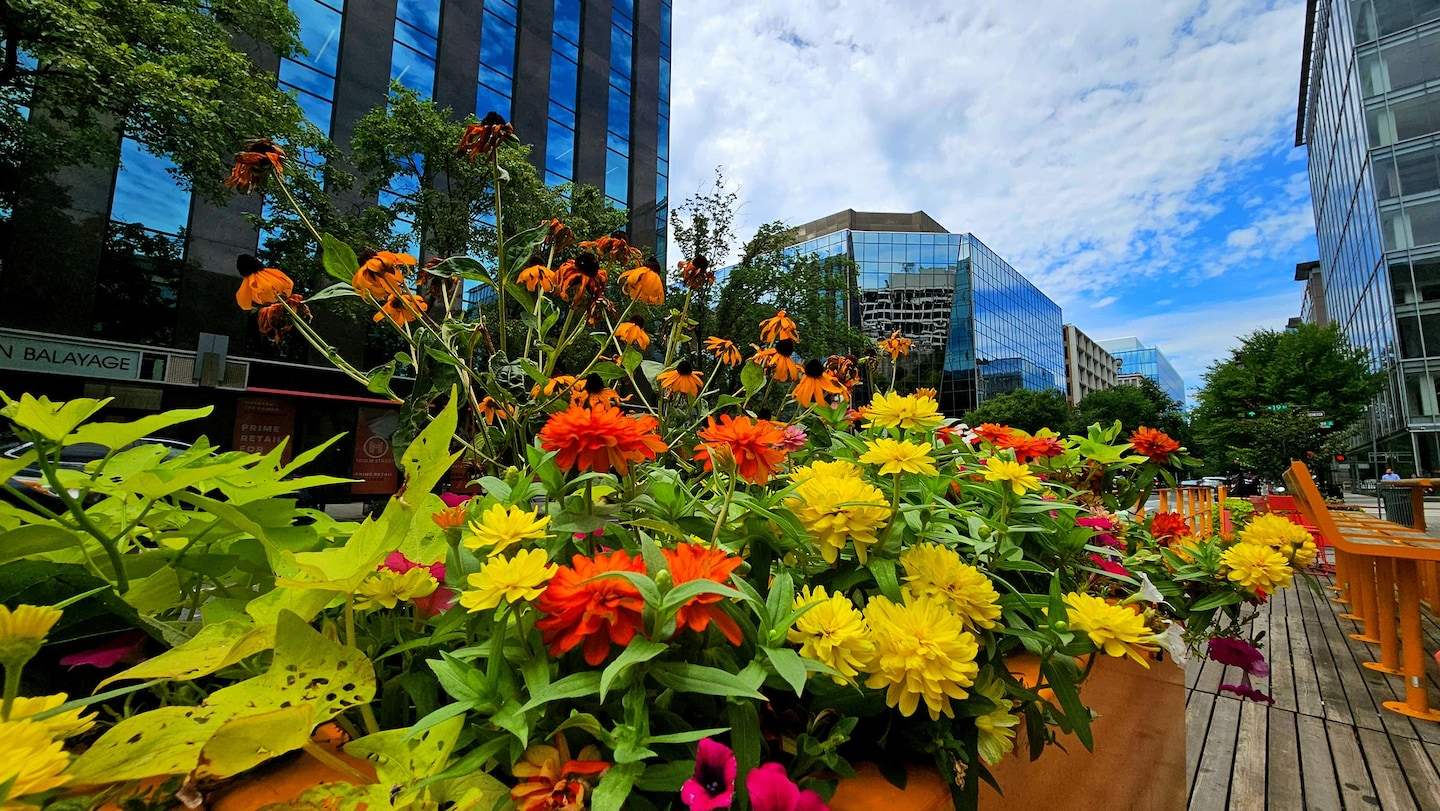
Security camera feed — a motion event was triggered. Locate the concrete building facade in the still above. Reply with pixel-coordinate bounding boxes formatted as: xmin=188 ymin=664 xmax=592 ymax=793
xmin=1063 ymin=324 xmax=1120 ymax=405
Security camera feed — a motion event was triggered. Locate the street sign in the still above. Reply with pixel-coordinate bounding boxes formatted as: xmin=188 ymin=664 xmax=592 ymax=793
xmin=1307 ymin=410 xmax=1325 ymax=417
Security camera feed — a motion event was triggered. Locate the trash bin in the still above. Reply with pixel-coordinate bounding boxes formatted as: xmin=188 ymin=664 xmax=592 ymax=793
xmin=1380 ymin=485 xmax=1417 ymax=527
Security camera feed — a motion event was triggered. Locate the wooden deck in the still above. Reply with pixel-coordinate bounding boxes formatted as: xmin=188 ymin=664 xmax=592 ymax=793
xmin=1186 ymin=569 xmax=1440 ymax=810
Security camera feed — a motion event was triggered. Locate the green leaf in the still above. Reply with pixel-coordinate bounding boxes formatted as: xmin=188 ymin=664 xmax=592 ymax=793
xmin=0 ymin=393 xmax=108 ymax=442
xmin=621 ymin=346 xmax=642 ymax=373
xmin=649 ymin=662 xmax=766 ymax=699
xmin=199 ymin=705 xmax=316 ymax=778
xmin=643 ymin=727 xmax=731 ymax=745
xmin=591 ymin=762 xmax=643 ymax=811
xmin=867 ymin=557 xmax=903 ymax=602
xmin=763 ymin=647 xmax=809 ymax=696
xmin=1189 ymin=590 xmax=1243 ymax=612
xmin=729 ymin=701 xmax=762 ymax=809
xmin=99 ymin=620 xmax=274 ymax=688
xmin=70 ymin=408 xmax=213 ymax=451
xmin=520 ymin=671 xmax=603 ymax=712
xmin=398 ymin=393 xmax=462 ymax=499
xmin=322 ymin=232 xmax=360 ymax=283
xmin=347 ymin=715 xmax=465 ymax=785
xmin=1042 ymin=657 xmax=1092 ymax=749
xmin=600 ymin=639 xmax=667 ymax=701
xmin=660 ymin=579 xmax=748 ymax=613
xmin=740 ymin=361 xmax=765 ymax=396
xmin=0 ymin=524 xmax=84 ymax=565
xmin=306 ymin=282 xmax=360 ymax=303
xmin=367 ymin=361 xmax=398 ymax=397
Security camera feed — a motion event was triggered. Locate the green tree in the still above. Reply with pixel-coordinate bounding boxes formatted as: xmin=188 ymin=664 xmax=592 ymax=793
xmin=962 ymin=388 xmax=1073 ymax=435
xmin=1072 ymin=378 xmax=1186 ymax=441
xmin=670 ymin=167 xmax=739 ymax=342
xmin=1191 ymin=323 xmax=1383 ymax=477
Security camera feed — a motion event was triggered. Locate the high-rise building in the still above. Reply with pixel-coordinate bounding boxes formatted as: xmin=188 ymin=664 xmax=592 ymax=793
xmin=1095 ymin=337 xmax=1185 ymax=405
xmin=1297 ymin=0 xmax=1440 ymax=473
xmin=784 ymin=210 xmax=1065 ymax=415
xmin=0 ymin=0 xmax=671 ymax=495
xmin=1063 ymin=324 xmax=1120 ymax=405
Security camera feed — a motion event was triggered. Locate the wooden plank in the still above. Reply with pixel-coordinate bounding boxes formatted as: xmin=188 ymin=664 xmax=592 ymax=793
xmin=1327 ymin=721 xmax=1382 ymax=809
xmin=1267 ymin=581 xmax=1298 ymax=713
xmin=1186 ymin=658 xmax=1201 ymax=691
xmin=1185 ymin=689 xmax=1215 ymax=800
xmin=1356 ymin=726 xmax=1419 ymax=810
xmin=1229 ymin=699 xmax=1268 ymax=811
xmin=1266 ymin=708 xmax=1304 ymax=811
xmin=1296 ymin=713 xmax=1342 ymax=811
xmin=1189 ymin=695 xmax=1240 ymax=811
xmin=1286 ymin=583 xmax=1326 ymax=719
xmin=1301 ymin=578 xmax=1360 ymax=726
xmin=1391 ymin=735 xmax=1440 ymax=809
xmin=1192 ymin=656 xmax=1225 ymax=696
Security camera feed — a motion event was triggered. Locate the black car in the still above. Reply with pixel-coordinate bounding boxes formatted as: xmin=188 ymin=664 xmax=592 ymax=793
xmin=1 ymin=438 xmax=193 ymax=513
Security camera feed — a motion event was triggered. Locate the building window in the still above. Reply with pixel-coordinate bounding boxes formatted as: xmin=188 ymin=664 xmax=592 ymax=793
xmin=546 ymin=0 xmax=581 ymax=183
xmin=391 ymin=0 xmax=440 ymax=97
xmin=281 ymin=0 xmax=344 ymax=137
xmin=477 ymin=3 xmax=518 ymax=119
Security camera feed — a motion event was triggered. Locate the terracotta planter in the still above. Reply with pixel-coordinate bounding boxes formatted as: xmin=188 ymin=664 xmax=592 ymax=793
xmin=828 ymin=653 xmax=1187 ymax=811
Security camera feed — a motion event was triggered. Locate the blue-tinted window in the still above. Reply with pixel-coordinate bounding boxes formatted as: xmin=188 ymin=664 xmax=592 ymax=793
xmin=550 ymin=102 xmax=575 ymax=130
xmin=480 ymin=64 xmax=513 ymax=98
xmin=610 ymin=28 xmax=633 ymax=80
xmin=278 ymin=60 xmax=333 ymax=98
xmin=481 ymin=11 xmax=517 ymax=77
xmin=111 ymin=139 xmax=191 ymax=236
xmin=547 ymin=120 xmax=575 ymax=180
xmin=285 ymin=91 xmax=333 ymax=136
xmin=396 ymin=0 xmax=440 ymax=36
xmin=605 ymin=148 xmax=628 ymax=204
xmin=290 ymin=0 xmax=343 ymax=76
xmin=657 ymin=115 xmax=669 ymax=161
xmin=488 ymin=0 xmax=518 ymax=25
xmin=553 ymin=0 xmax=581 ymax=44
xmin=549 ymin=53 xmax=578 ymax=110
xmin=614 ymin=0 xmax=634 ymax=22
xmin=659 ymin=58 xmax=670 ymax=104
xmin=477 ymin=84 xmax=511 ymax=119
xmin=391 ymin=44 xmax=437 ymax=95
xmin=608 ymin=84 xmax=631 ymax=140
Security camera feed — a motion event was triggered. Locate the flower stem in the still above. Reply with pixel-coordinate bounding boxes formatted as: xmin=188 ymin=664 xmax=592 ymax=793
xmin=711 ymin=473 xmax=738 ymax=545
xmin=1 ymin=662 xmax=22 ymax=721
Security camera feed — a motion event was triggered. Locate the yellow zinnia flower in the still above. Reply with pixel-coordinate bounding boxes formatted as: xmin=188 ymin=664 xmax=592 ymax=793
xmin=465 ymin=503 xmax=552 ymax=553
xmin=982 ymin=457 xmax=1041 ymax=495
xmin=859 ymin=438 xmax=938 ymax=477
xmin=787 ymin=473 xmax=890 ymax=564
xmin=1220 ymin=542 xmax=1294 ymax=593
xmin=789 ymin=459 xmax=863 ymax=484
xmin=863 ymin=391 xmax=943 ymax=432
xmin=355 ymin=568 xmax=438 ymax=611
xmin=0 ymin=604 xmax=61 ymax=667
xmin=6 ymin=694 xmax=95 ymax=739
xmin=899 ymin=544 xmax=1002 ymax=630
xmin=461 ymin=549 xmax=558 ymax=612
xmin=1063 ymin=592 xmax=1159 ymax=667
xmin=862 ymin=595 xmax=980 ymax=720
xmin=787 ymin=586 xmax=874 ymax=683
xmin=1240 ymin=513 xmax=1318 ymax=568
xmin=0 ymin=718 xmax=71 ymax=805
xmin=974 ymin=678 xmax=1020 ymax=766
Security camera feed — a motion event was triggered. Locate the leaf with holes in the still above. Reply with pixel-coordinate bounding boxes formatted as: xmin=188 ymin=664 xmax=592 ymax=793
xmin=99 ymin=620 xmax=274 ymax=688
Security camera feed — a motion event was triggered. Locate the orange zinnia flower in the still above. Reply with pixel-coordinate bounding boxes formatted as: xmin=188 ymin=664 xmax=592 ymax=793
xmin=618 ymin=258 xmax=665 ymax=305
xmin=457 ymin=111 xmax=516 ymax=159
xmin=877 ymin=330 xmax=913 ymax=360
xmin=235 ymin=254 xmax=294 ymax=310
xmin=658 ymin=360 xmax=704 ymax=398
xmin=662 ymin=543 xmax=744 ymax=644
xmin=432 ymin=504 xmax=469 ymax=530
xmin=695 ymin=414 xmax=788 ymax=484
xmin=705 ymin=337 xmax=742 ymax=366
xmin=511 ymin=734 xmax=610 ymax=811
xmin=1129 ymin=426 xmax=1181 ymax=464
xmin=760 ymin=310 xmax=799 ymax=343
xmin=352 ymin=250 xmax=417 ymax=299
xmin=1150 ymin=512 xmax=1193 ymax=544
xmin=615 ymin=320 xmax=651 ymax=351
xmin=678 ymin=254 xmax=714 ymax=290
xmin=374 ymin=293 xmax=427 ymax=325
xmin=535 ymin=551 xmax=647 ymax=665
xmin=1011 ymin=433 xmax=1065 ymax=463
xmin=792 ymin=359 xmax=847 ymax=407
xmin=537 ymin=404 xmax=667 ymax=476
xmin=518 ymin=263 xmax=557 ymax=293
xmin=973 ymin=423 xmax=1013 ymax=443
xmin=224 ymin=138 xmax=286 ymax=193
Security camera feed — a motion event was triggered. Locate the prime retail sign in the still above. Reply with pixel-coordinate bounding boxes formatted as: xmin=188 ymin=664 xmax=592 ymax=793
xmin=0 ymin=334 xmax=142 ymax=380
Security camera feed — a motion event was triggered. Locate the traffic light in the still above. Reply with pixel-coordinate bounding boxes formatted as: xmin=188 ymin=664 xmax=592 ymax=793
xmin=1335 ymin=454 xmax=1346 ymax=463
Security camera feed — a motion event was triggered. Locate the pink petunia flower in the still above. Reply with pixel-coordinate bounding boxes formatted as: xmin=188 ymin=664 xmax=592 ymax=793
xmin=381 ymin=551 xmax=457 ymax=618
xmin=746 ymin=763 xmax=828 ymax=811
xmin=681 ymin=738 xmax=737 ymax=811
xmin=58 ymin=630 xmax=148 ymax=669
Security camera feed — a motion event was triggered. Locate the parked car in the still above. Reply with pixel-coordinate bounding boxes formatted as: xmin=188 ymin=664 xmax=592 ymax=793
xmin=1 ymin=438 xmax=193 ymax=512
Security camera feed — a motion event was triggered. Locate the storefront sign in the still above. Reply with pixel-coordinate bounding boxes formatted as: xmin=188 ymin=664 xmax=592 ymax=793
xmin=232 ymin=396 xmax=295 ymax=463
xmin=0 ymin=334 xmax=142 ymax=380
xmin=352 ymin=408 xmax=399 ymax=495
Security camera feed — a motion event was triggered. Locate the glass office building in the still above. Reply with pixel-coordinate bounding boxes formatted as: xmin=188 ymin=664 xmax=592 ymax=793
xmin=786 ymin=210 xmax=1065 ymax=415
xmin=1094 ymin=337 xmax=1185 ymax=405
xmin=1298 ymin=0 xmax=1440 ymax=474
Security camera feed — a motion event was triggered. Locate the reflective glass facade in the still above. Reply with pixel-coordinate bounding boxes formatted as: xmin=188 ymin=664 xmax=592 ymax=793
xmin=392 ymin=0 xmax=440 ymax=98
xmin=281 ymin=0 xmax=344 ymax=139
xmin=1301 ymin=0 xmax=1440 ymax=471
xmin=787 ymin=221 xmax=1064 ymax=415
xmin=1095 ymin=337 xmax=1185 ymax=404
xmin=477 ymin=0 xmax=518 ymax=119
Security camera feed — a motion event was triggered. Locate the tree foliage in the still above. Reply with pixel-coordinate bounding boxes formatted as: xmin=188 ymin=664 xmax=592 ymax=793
xmin=1191 ymin=323 xmax=1384 ymax=477
xmin=1072 ymin=378 xmax=1187 ymax=441
xmin=962 ymin=388 xmax=1073 ymax=435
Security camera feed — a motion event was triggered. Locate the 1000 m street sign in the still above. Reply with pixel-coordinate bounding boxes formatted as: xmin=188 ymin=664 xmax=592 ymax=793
xmin=0 ymin=334 xmax=142 ymax=380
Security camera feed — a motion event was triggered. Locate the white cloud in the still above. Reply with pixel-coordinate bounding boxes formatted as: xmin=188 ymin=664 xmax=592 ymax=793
xmin=670 ymin=0 xmax=1316 ymax=391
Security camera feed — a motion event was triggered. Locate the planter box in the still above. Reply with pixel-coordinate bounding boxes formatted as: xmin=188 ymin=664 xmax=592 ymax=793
xmin=829 ymin=653 xmax=1187 ymax=811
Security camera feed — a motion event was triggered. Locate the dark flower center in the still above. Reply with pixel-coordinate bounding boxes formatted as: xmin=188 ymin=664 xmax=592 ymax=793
xmin=804 ymin=359 xmax=824 ymax=378
xmin=577 ymin=253 xmax=601 ymax=275
xmin=644 ymin=256 xmax=662 ymax=273
xmin=585 ymin=373 xmax=605 ymax=393
xmin=677 ymin=360 xmax=694 ymax=376
xmin=693 ymin=254 xmax=710 ymax=271
xmin=775 ymin=338 xmax=795 ymax=355
xmin=236 ymin=253 xmax=264 ymax=277
xmin=757 ymin=408 xmax=773 ymax=421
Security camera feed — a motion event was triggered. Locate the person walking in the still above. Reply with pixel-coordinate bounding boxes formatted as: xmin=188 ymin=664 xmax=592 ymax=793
xmin=1382 ymin=467 xmax=1402 ymax=481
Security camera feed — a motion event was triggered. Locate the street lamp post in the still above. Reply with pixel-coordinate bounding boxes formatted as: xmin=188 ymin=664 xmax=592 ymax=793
xmin=1370 ymin=404 xmax=1383 ymax=516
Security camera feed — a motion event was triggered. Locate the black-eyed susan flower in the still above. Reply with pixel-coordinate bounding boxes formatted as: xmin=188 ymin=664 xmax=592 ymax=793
xmin=791 ymin=359 xmax=847 ymax=407
xmin=615 ymin=319 xmax=651 ymax=351
xmin=557 ymin=254 xmax=607 ymax=303
xmin=572 ymin=373 xmax=624 ymax=408
xmin=878 ymin=330 xmax=913 ymax=360
xmin=658 ymin=360 xmax=704 ymax=398
xmin=759 ymin=309 xmax=798 ymax=343
xmin=457 ymin=111 xmax=516 ymax=159
xmin=352 ymin=250 xmax=417 ymax=299
xmin=224 ymin=138 xmax=286 ymax=193
xmin=477 ymin=395 xmax=514 ymax=425
xmin=754 ymin=338 xmax=802 ymax=382
xmin=705 ymin=336 xmax=742 ymax=366
xmin=518 ymin=263 xmax=557 ymax=293
xmin=257 ymin=294 xmax=310 ymax=343
xmin=235 ymin=254 xmax=294 ymax=310
xmin=374 ymin=293 xmax=427 ymax=326
xmin=618 ymin=257 xmax=665 ymax=305
xmin=531 ymin=374 xmax=578 ymax=401
xmin=679 ymin=254 xmax=714 ymax=290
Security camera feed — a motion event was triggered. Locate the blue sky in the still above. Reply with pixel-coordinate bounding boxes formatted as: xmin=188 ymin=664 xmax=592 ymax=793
xmin=668 ymin=0 xmax=1316 ymax=403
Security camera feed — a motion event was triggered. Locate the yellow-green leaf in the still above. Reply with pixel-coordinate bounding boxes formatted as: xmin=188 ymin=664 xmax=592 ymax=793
xmin=0 ymin=393 xmax=108 ymax=441
xmin=100 ymin=620 xmax=275 ymax=688
xmin=345 ymin=715 xmax=464 ymax=786
xmin=198 ymin=705 xmax=316 ymax=778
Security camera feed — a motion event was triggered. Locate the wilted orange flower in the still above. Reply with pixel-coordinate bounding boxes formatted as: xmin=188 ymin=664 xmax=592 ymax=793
xmin=1150 ymin=512 xmax=1193 ymax=544
xmin=257 ymin=293 xmax=309 ymax=342
xmin=1129 ymin=426 xmax=1181 ymax=464
xmin=618 ymin=258 xmax=665 ymax=305
xmin=543 ymin=219 xmax=575 ymax=254
xmin=556 ymin=254 xmax=608 ymax=304
xmin=235 ymin=254 xmax=294 ymax=310
xmin=695 ymin=414 xmax=788 ymax=485
xmin=753 ymin=338 xmax=802 ymax=382
xmin=374 ymin=292 xmax=427 ymax=325
xmin=458 ymin=111 xmax=515 ymax=159
xmin=535 ymin=550 xmax=646 ymax=665
xmin=432 ymin=504 xmax=469 ymax=530
xmin=518 ymin=263 xmax=557 ymax=293
xmin=878 ymin=331 xmax=913 ymax=360
xmin=510 ymin=734 xmax=610 ymax=811
xmin=352 ymin=250 xmax=417 ymax=299
xmin=614 ymin=320 xmax=651 ymax=351
xmin=915 ymin=387 xmax=937 ymax=400
xmin=663 ymin=543 xmax=744 ymax=644
xmin=826 ymin=355 xmax=860 ymax=392
xmin=760 ymin=310 xmax=799 ymax=343
xmin=579 ymin=231 xmax=641 ymax=265
xmin=224 ymin=138 xmax=286 ymax=193
xmin=658 ymin=360 xmax=704 ymax=398
xmin=678 ymin=254 xmax=714 ymax=290
xmin=477 ymin=396 xmax=513 ymax=424
xmin=705 ymin=337 xmax=742 ymax=366
xmin=537 ymin=404 xmax=667 ymax=475
xmin=793 ymin=359 xmax=847 ymax=407
xmin=973 ymin=423 xmax=1013 ymax=443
